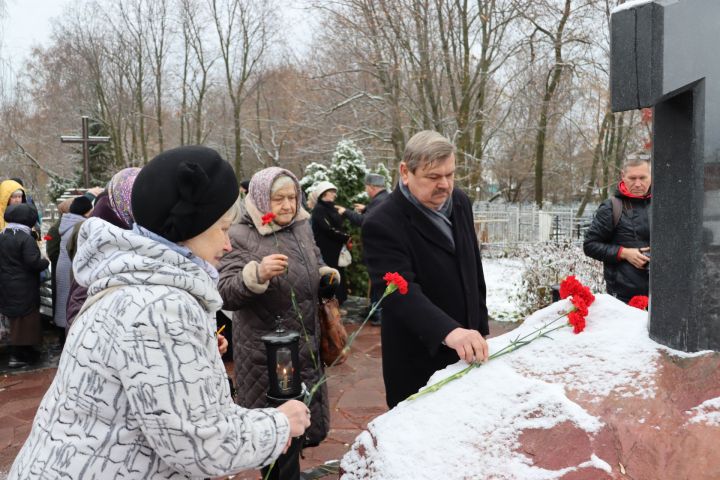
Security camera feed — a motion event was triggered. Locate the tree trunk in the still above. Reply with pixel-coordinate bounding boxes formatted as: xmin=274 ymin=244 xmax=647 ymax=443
xmin=577 ymin=109 xmax=611 ymax=217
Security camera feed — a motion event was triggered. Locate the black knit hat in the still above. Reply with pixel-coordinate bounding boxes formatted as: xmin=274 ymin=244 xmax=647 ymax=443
xmin=69 ymin=196 xmax=93 ymax=216
xmin=131 ymin=145 xmax=239 ymax=242
xmin=4 ymin=203 xmax=38 ymax=228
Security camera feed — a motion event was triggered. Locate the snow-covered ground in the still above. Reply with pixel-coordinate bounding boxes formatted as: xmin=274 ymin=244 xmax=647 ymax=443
xmin=340 ymin=294 xmax=719 ymax=479
xmin=483 ymin=258 xmax=524 ymax=322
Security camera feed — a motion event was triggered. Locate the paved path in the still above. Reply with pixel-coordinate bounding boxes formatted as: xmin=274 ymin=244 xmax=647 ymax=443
xmin=0 ymin=303 xmax=517 ymax=479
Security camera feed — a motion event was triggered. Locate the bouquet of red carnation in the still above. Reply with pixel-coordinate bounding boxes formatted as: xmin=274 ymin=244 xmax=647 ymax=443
xmin=628 ymin=295 xmax=649 ymax=310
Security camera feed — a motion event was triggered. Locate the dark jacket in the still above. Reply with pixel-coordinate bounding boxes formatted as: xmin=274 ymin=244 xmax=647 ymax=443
xmin=583 ymin=185 xmax=651 ymax=302
xmin=362 ymin=187 xmax=489 ymax=408
xmin=0 ymin=205 xmax=49 ymax=318
xmin=311 ymin=199 xmax=350 ymax=268
xmin=218 ymin=197 xmax=334 ymax=446
xmin=343 ymin=189 xmax=390 ymax=227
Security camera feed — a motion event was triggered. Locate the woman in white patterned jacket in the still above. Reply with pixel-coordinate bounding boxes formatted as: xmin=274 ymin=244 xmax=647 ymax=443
xmin=9 ymin=146 xmax=311 ymax=480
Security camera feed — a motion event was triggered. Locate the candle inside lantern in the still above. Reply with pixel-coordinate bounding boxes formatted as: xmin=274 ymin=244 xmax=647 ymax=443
xmin=276 ymin=347 xmax=293 ymax=394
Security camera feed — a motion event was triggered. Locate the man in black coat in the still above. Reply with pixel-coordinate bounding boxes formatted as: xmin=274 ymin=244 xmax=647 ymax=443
xmin=362 ymin=130 xmax=489 ymax=408
xmin=583 ymin=155 xmax=651 ymax=303
xmin=337 ymin=173 xmax=390 ymax=226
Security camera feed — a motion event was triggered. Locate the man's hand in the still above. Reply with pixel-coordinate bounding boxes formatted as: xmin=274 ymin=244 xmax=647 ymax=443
xmin=353 ymin=203 xmax=366 ymax=213
xmin=620 ymin=246 xmax=650 ymax=269
xmin=257 ymin=254 xmax=288 ymax=283
xmin=444 ymin=328 xmax=488 ymax=364
xmin=86 ymin=186 xmax=104 ymax=197
xmin=335 ymin=205 xmax=347 ymax=215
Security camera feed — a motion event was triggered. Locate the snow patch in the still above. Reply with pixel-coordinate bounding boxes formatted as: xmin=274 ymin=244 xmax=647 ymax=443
xmin=484 ymin=258 xmax=524 ymax=321
xmin=612 ymin=0 xmax=654 ymax=14
xmin=687 ymin=397 xmax=720 ymax=426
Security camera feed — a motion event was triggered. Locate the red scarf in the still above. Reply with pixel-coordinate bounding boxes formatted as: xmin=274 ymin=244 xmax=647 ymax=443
xmin=618 ymin=181 xmax=651 ymax=199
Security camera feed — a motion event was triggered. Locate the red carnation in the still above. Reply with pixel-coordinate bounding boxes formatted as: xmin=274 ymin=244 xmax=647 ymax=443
xmin=43 ymin=234 xmax=53 ymax=242
xmin=261 ymin=212 xmax=277 ymax=225
xmin=628 ymin=295 xmax=649 ymax=311
xmin=559 ymin=275 xmax=581 ymax=300
xmin=383 ymin=272 xmax=408 ymax=295
xmin=572 ymin=296 xmax=589 ymax=317
xmin=572 ymin=315 xmax=586 ymax=334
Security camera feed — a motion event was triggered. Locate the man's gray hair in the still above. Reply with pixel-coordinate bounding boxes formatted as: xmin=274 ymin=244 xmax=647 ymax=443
xmin=403 ymin=130 xmax=455 ymax=173
xmin=623 ymin=152 xmax=651 ymax=170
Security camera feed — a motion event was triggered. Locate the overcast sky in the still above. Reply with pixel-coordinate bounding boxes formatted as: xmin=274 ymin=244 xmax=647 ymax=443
xmin=2 ymin=0 xmax=315 ymax=73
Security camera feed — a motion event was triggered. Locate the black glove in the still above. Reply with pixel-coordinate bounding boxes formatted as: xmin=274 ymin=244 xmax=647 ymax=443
xmin=318 ymin=272 xmax=340 ymax=300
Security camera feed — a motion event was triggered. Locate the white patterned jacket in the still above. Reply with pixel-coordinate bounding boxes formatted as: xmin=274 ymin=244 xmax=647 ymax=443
xmin=9 ymin=218 xmax=289 ymax=479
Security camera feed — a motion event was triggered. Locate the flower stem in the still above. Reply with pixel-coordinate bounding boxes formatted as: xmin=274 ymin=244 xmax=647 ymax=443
xmin=305 ymin=290 xmax=390 ymax=406
xmin=406 ymin=313 xmax=571 ymax=402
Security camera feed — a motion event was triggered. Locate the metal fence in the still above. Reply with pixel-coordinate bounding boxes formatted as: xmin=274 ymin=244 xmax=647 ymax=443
xmin=473 ymin=201 xmax=596 ymax=246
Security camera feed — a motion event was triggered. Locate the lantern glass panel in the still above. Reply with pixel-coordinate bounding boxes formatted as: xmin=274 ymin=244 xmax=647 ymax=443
xmin=275 ymin=347 xmax=294 ymax=394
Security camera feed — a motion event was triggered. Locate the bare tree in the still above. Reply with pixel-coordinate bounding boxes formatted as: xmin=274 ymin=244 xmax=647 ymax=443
xmin=210 ymin=0 xmax=276 ymax=178
xmin=147 ymin=0 xmax=170 ymax=151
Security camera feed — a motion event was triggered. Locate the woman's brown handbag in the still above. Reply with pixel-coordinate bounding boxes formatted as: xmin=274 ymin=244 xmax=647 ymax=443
xmin=319 ymin=297 xmax=349 ymax=366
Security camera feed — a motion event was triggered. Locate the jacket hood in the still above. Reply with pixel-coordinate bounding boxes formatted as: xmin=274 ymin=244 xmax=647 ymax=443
xmin=4 ymin=203 xmax=38 ymax=228
xmin=59 ymin=212 xmax=87 ymax=236
xmin=0 ymin=180 xmax=25 ymax=208
xmin=0 ymin=180 xmax=26 ymax=230
xmin=74 ymin=217 xmax=222 ymax=312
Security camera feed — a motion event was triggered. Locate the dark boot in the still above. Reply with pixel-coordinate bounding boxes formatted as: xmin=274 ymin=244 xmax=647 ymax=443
xmin=8 ymin=347 xmax=28 ymax=368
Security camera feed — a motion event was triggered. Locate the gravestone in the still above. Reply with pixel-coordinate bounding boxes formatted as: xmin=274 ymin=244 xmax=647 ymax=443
xmin=610 ymin=0 xmax=720 ymax=352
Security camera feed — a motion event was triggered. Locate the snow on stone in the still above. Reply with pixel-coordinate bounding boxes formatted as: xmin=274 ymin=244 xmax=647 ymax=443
xmin=483 ymin=258 xmax=524 ymax=321
xmin=687 ymin=397 xmax=720 ymax=426
xmin=611 ymin=0 xmax=654 ymax=14
xmin=340 ymin=295 xmax=669 ymax=479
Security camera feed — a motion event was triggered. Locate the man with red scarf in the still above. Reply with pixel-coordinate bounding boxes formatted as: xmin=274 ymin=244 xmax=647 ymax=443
xmin=584 ymin=155 xmax=651 ymax=303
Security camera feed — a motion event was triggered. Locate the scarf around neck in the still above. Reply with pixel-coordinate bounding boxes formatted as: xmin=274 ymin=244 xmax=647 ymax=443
xmin=3 ymin=222 xmax=32 ymax=236
xmin=398 ymin=181 xmax=454 ymax=249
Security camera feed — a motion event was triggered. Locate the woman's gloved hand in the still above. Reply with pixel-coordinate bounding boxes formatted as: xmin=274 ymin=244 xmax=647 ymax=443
xmin=318 ymin=271 xmax=340 ymax=300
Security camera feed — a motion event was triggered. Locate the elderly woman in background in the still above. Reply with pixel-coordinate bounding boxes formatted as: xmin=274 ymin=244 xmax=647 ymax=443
xmin=310 ymin=181 xmax=351 ymax=305
xmin=9 ymin=146 xmax=310 ymax=480
xmin=218 ymin=167 xmax=337 ymax=480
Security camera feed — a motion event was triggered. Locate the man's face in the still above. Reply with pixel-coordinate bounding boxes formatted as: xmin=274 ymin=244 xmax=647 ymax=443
xmin=622 ymin=162 xmax=652 ymax=196
xmin=400 ymin=153 xmax=455 ymax=210
xmin=365 ymin=184 xmax=380 ymax=198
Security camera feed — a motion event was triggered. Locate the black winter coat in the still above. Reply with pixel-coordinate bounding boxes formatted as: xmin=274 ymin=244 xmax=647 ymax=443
xmin=311 ymin=199 xmax=350 ymax=269
xmin=362 ymin=187 xmax=488 ymax=408
xmin=0 ymin=205 xmax=49 ymax=318
xmin=583 ymin=189 xmax=650 ymax=302
xmin=343 ymin=189 xmax=390 ymax=227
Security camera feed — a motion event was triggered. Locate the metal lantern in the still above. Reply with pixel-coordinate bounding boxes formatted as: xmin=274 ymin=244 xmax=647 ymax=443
xmin=261 ymin=326 xmax=302 ymax=403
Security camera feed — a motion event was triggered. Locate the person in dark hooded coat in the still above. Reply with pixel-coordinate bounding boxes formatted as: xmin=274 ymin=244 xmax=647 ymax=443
xmin=0 ymin=204 xmax=50 ymax=368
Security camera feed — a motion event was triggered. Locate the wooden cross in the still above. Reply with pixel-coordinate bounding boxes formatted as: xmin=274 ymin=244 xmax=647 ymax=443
xmin=611 ymin=0 xmax=720 ymax=352
xmin=60 ymin=116 xmax=110 ymax=188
